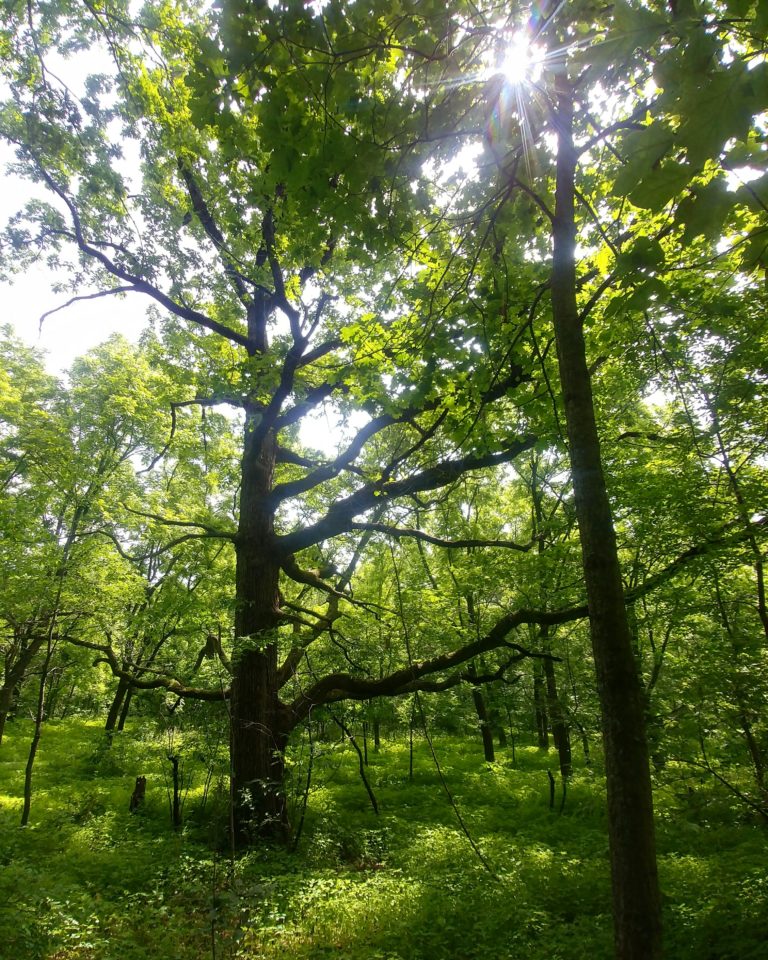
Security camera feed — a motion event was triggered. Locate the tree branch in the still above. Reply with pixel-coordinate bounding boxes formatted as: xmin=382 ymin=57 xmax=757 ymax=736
xmin=122 ymin=505 xmax=236 ymax=539
xmin=32 ymin=161 xmax=253 ymax=350
xmin=177 ymin=160 xmax=253 ymax=306
xmin=277 ymin=435 xmax=538 ymax=554
xmin=287 ymin=605 xmax=581 ymax=726
xmin=38 ymin=286 xmax=135 ymax=329
xmin=349 ymin=521 xmax=533 ymax=552
xmin=67 ymin=636 xmax=228 ymax=700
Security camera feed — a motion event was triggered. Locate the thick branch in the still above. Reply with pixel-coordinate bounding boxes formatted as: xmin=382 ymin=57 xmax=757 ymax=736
xmin=287 ymin=605 xmax=582 ymax=726
xmin=274 ymin=382 xmax=338 ymax=430
xmin=277 ymin=435 xmax=538 ymax=554
xmin=270 ymin=410 xmax=408 ymax=504
xmin=177 ymin=160 xmax=252 ymax=306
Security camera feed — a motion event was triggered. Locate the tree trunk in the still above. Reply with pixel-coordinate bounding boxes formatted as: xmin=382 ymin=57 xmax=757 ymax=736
xmin=496 ymin=717 xmax=508 ymax=748
xmin=0 ymin=684 xmax=14 ymax=746
xmin=117 ymin=684 xmax=134 ymax=731
xmin=549 ymin=74 xmax=662 ymax=959
xmin=105 ymin=675 xmax=130 ymax=736
xmin=543 ymin=643 xmax=572 ymax=778
xmin=230 ymin=416 xmax=286 ymax=843
xmin=468 ymin=664 xmax=495 ymax=762
xmin=21 ymin=640 xmax=54 ymax=826
xmin=533 ymin=661 xmax=549 ymax=748
xmin=0 ymin=634 xmax=44 ymax=748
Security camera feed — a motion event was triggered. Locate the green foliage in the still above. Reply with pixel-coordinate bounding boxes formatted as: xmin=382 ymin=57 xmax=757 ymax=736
xmin=1 ymin=720 xmax=766 ymax=960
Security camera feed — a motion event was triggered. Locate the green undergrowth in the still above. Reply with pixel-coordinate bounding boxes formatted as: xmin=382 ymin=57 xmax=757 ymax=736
xmin=0 ymin=720 xmax=766 ymax=959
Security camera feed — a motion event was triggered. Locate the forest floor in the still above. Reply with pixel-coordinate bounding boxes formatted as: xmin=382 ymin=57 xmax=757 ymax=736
xmin=0 ymin=718 xmax=766 ymax=959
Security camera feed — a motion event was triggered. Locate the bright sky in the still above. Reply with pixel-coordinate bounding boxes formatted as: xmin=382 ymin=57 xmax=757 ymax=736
xmin=0 ymin=238 xmax=149 ymax=377
xmin=1 ymin=48 xmax=149 ymax=377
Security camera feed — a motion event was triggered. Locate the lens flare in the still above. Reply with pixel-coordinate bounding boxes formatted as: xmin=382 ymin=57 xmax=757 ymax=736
xmin=498 ymin=32 xmax=544 ymax=86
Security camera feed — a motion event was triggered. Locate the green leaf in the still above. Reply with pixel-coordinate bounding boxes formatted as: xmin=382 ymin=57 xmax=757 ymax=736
xmin=629 ymin=161 xmax=694 ymax=212
xmin=612 ymin=124 xmax=675 ymax=199
xmin=675 ymin=178 xmax=733 ymax=242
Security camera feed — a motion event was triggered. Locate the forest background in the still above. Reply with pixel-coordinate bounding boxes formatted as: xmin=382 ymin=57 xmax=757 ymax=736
xmin=0 ymin=1 xmax=767 ymax=958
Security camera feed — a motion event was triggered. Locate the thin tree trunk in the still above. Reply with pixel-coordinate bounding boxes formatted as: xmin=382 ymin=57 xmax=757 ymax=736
xmin=105 ymin=675 xmax=130 ymax=736
xmin=117 ymin=684 xmax=134 ymax=731
xmin=713 ymin=572 xmax=767 ymax=796
xmin=543 ymin=643 xmax=572 ymax=778
xmin=0 ymin=685 xmax=14 ymax=746
xmin=468 ymin=663 xmax=495 ymax=762
xmin=496 ymin=719 xmax=508 ymax=748
xmin=21 ymin=640 xmax=54 ymax=827
xmin=56 ymin=677 xmax=78 ymax=720
xmin=549 ymin=74 xmax=662 ymax=959
xmin=0 ymin=635 xmax=45 ymax=748
xmin=168 ymin=754 xmax=182 ymax=829
xmin=409 ymin=703 xmax=415 ymax=781
xmin=533 ymin=661 xmax=549 ymax=748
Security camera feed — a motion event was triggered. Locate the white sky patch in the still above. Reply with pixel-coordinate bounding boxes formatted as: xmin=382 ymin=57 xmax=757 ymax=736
xmin=725 ymin=166 xmax=765 ymax=190
xmin=0 ymin=152 xmax=149 ymax=372
xmin=299 ymin=405 xmax=371 ymax=457
xmin=1 ymin=38 xmax=151 ymax=372
xmin=643 ymin=385 xmax=674 ymax=410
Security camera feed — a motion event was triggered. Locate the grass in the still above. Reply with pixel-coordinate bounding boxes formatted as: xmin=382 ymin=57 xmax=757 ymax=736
xmin=0 ymin=718 xmax=766 ymax=959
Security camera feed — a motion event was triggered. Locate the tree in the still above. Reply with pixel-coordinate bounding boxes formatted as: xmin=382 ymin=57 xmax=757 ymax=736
xmin=0 ymin=0 xmax=551 ymax=841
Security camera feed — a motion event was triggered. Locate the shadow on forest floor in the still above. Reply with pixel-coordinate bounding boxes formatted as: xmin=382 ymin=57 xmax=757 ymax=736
xmin=0 ymin=720 xmax=766 ymax=959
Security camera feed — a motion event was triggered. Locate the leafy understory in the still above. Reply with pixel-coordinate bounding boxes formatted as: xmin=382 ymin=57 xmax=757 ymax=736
xmin=1 ymin=720 xmax=765 ymax=960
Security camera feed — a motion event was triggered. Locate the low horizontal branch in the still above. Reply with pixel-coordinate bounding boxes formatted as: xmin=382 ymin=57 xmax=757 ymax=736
xmin=349 ymin=521 xmax=532 ymax=552
xmin=286 ymin=606 xmax=579 ymax=726
xmin=67 ymin=637 xmax=228 ymax=701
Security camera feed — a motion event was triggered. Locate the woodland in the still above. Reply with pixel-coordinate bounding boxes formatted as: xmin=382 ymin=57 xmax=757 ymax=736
xmin=0 ymin=1 xmax=767 ymax=958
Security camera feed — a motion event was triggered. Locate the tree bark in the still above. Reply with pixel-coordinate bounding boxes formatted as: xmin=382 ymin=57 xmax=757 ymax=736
xmin=105 ymin=675 xmax=130 ymax=735
xmin=21 ymin=638 xmax=54 ymax=826
xmin=230 ymin=415 xmax=287 ymax=843
xmin=549 ymin=74 xmax=662 ymax=959
xmin=542 ymin=635 xmax=572 ymax=778
xmin=0 ymin=633 xmax=44 ymax=748
xmin=0 ymin=684 xmax=14 ymax=745
xmin=533 ymin=661 xmax=549 ymax=748
xmin=468 ymin=663 xmax=495 ymax=763
xmin=117 ymin=685 xmax=134 ymax=731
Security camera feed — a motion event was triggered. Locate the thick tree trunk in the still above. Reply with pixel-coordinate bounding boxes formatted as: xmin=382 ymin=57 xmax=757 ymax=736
xmin=230 ymin=416 xmax=286 ymax=843
xmin=550 ymin=75 xmax=662 ymax=959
